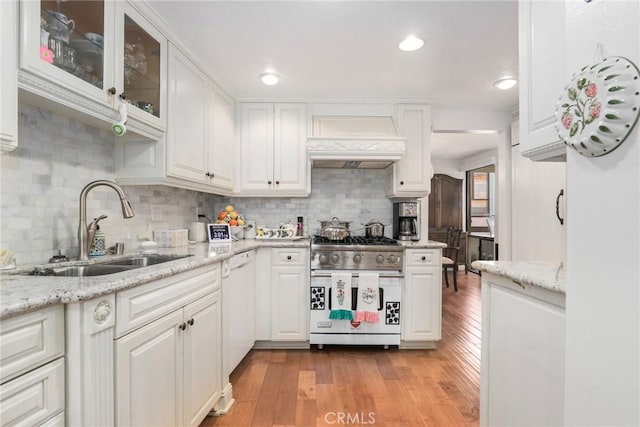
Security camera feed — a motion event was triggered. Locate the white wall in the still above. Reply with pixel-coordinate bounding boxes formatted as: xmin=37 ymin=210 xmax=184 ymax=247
xmin=564 ymin=1 xmax=640 ymax=424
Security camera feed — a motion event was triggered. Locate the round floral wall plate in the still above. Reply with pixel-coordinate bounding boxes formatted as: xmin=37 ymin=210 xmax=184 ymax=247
xmin=555 ymin=56 xmax=640 ymax=157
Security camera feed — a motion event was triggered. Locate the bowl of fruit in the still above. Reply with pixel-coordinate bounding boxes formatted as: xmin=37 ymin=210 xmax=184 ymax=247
xmin=215 ymin=205 xmax=246 ymax=239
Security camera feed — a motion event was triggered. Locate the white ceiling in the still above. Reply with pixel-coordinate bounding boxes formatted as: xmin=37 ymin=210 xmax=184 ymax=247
xmin=148 ymin=0 xmax=518 ymax=159
xmin=431 ymin=132 xmax=500 ymax=160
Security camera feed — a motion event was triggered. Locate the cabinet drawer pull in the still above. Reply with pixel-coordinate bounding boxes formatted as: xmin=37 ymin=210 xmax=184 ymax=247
xmin=512 ymin=280 xmax=525 ymax=290
xmin=108 ymin=87 xmax=116 ymax=95
xmin=187 ymin=318 xmax=194 ymax=326
xmin=287 ymin=255 xmax=292 ymax=260
xmin=179 ymin=323 xmax=187 ymax=331
xmin=421 ymin=256 xmax=426 ymax=261
xmin=555 ymin=189 xmax=565 ymax=225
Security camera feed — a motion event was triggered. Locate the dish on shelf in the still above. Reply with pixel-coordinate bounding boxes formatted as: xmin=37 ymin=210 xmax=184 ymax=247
xmin=555 ymin=56 xmax=640 ymax=157
xmin=254 ymin=236 xmax=305 ymax=240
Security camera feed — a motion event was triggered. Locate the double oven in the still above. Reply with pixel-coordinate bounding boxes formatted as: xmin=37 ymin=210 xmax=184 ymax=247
xmin=309 ymin=236 xmax=403 ymax=348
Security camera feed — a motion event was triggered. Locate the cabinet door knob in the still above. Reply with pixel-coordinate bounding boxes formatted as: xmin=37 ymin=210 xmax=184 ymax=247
xmin=179 ymin=323 xmax=187 ymax=331
xmin=421 ymin=256 xmax=426 ymax=261
xmin=287 ymin=255 xmax=292 ymax=260
xmin=400 ymin=181 xmax=404 ymax=185
xmin=268 ymin=180 xmax=272 ymax=185
xmin=187 ymin=318 xmax=194 ymax=326
xmin=205 ymin=172 xmax=210 ymax=177
xmin=209 ymin=172 xmax=214 ymax=178
xmin=119 ymin=92 xmax=127 ymax=100
xmin=275 ymin=180 xmax=280 ymax=185
xmin=108 ymin=87 xmax=116 ymax=95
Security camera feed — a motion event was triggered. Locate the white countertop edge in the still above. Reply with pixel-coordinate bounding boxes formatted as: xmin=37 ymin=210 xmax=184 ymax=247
xmin=471 ymin=260 xmax=566 ymax=294
xmin=399 ymin=240 xmax=447 ymax=249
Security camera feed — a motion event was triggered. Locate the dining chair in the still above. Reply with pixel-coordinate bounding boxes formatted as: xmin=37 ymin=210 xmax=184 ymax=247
xmin=442 ymin=226 xmax=462 ymax=291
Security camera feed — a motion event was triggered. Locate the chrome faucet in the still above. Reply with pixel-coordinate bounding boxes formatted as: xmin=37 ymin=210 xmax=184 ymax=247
xmin=78 ymin=180 xmax=135 ymax=261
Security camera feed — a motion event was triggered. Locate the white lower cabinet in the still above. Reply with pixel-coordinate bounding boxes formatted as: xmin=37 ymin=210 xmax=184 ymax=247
xmin=0 ymin=305 xmax=65 ymax=426
xmin=480 ymin=272 xmax=565 ymax=427
xmin=115 ymin=280 xmax=221 ymax=427
xmin=255 ymin=247 xmax=309 ymax=345
xmin=0 ymin=0 xmax=18 ymax=152
xmin=63 ymin=263 xmax=223 ymax=426
xmin=401 ymin=249 xmax=442 ymax=345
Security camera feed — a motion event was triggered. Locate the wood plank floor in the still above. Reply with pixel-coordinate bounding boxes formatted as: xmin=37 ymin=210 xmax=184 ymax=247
xmin=202 ymin=272 xmax=481 ymax=427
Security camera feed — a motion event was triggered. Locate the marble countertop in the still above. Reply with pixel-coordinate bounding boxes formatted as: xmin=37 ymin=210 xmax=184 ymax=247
xmin=471 ymin=260 xmax=566 ymax=294
xmin=399 ymin=240 xmax=447 ymax=249
xmin=0 ymin=238 xmax=310 ymax=319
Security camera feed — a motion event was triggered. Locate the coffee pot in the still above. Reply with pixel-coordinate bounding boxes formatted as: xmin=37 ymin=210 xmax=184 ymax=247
xmin=393 ymin=201 xmax=420 ymax=241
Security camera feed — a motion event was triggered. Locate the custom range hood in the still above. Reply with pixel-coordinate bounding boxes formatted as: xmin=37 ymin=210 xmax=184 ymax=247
xmin=307 ymin=116 xmax=406 ymax=168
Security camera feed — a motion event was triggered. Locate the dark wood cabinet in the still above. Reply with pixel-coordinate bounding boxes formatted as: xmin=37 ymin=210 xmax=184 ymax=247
xmin=428 ymin=174 xmax=466 ymax=269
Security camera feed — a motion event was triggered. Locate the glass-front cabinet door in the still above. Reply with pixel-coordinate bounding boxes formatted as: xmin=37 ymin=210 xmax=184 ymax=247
xmin=115 ymin=2 xmax=166 ymax=129
xmin=19 ymin=0 xmax=166 ymax=134
xmin=20 ymin=0 xmax=116 ymax=106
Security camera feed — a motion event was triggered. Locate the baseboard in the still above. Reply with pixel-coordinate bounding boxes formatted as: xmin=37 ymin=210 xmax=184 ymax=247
xmin=252 ymin=340 xmax=310 ymax=349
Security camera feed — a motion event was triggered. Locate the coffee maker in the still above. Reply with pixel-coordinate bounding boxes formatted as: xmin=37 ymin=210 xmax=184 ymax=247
xmin=393 ymin=201 xmax=420 ymax=241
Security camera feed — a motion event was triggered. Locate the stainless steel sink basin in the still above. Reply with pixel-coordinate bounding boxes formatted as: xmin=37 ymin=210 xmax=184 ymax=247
xmin=24 ymin=254 xmax=193 ymax=277
xmin=104 ymin=254 xmax=192 ymax=267
xmin=42 ymin=264 xmax=137 ymax=277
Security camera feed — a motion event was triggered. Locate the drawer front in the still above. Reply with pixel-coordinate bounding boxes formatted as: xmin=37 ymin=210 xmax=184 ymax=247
xmin=40 ymin=411 xmax=65 ymax=427
xmin=116 ymin=263 xmax=220 ymax=338
xmin=0 ymin=358 xmax=65 ymax=426
xmin=406 ymin=249 xmax=440 ymax=267
xmin=272 ymin=248 xmax=307 ymax=266
xmin=0 ymin=305 xmax=64 ymax=384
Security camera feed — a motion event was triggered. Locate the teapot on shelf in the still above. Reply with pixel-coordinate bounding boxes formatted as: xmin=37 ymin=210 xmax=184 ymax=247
xmin=43 ymin=10 xmax=75 ymax=43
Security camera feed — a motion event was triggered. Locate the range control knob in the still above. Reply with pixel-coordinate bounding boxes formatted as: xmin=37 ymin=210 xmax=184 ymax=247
xmin=387 ymin=255 xmax=398 ymax=263
xmin=319 ymin=254 xmax=328 ymax=264
xmin=376 ymin=254 xmax=385 ymax=264
xmin=353 ymin=254 xmax=362 ymax=263
xmin=330 ymin=254 xmax=340 ymax=264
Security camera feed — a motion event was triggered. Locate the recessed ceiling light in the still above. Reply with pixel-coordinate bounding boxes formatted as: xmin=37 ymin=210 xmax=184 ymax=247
xmin=493 ymin=77 xmax=518 ymax=90
xmin=260 ymin=71 xmax=281 ymax=86
xmin=398 ymin=35 xmax=424 ymax=52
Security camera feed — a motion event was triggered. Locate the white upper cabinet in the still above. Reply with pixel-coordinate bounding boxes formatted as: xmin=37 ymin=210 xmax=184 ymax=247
xmin=0 ymin=0 xmax=18 ymax=152
xmin=386 ymin=104 xmax=433 ymax=198
xmin=236 ymin=103 xmax=309 ymax=197
xmin=518 ymin=0 xmax=567 ymax=161
xmin=116 ymin=43 xmax=234 ymax=195
xmin=18 ymin=0 xmax=166 ymax=139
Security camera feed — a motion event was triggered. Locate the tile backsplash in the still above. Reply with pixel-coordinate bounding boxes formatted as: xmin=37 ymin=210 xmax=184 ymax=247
xmin=215 ymin=168 xmax=393 ymax=236
xmin=1 ymin=104 xmax=395 ymax=266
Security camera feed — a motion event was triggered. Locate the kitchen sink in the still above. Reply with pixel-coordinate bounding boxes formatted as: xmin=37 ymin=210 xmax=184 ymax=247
xmin=24 ymin=254 xmax=193 ymax=277
xmin=104 ymin=254 xmax=192 ymax=267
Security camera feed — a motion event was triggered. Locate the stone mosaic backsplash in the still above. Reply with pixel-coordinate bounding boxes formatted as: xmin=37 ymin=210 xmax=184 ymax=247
xmin=1 ymin=104 xmax=395 ymax=266
xmin=0 ymin=104 xmax=215 ymax=265
xmin=214 ymin=168 xmax=394 ymax=237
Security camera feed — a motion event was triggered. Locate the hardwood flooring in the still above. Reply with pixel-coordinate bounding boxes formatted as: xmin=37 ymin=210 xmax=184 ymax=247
xmin=202 ymin=272 xmax=482 ymax=427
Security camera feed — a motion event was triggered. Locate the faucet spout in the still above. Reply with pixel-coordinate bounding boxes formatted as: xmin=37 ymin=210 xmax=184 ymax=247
xmin=78 ymin=180 xmax=135 ymax=261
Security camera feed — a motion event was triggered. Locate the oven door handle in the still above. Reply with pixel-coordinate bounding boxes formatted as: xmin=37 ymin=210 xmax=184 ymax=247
xmin=328 ymin=287 xmax=384 ymax=311
xmin=311 ymin=272 xmax=404 ymax=279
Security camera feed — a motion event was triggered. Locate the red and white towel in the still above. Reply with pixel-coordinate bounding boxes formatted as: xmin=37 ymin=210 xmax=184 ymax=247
xmin=355 ymin=272 xmax=380 ymax=323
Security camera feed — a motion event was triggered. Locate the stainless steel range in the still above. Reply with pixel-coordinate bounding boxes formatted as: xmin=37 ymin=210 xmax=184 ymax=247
xmin=309 ymin=235 xmax=403 ymax=349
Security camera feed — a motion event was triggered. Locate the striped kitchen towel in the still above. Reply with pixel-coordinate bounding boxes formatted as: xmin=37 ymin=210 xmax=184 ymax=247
xmin=329 ymin=272 xmax=353 ymax=320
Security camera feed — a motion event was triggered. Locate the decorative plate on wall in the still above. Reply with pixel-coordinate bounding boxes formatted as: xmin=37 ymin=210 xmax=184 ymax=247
xmin=555 ymin=56 xmax=640 ymax=157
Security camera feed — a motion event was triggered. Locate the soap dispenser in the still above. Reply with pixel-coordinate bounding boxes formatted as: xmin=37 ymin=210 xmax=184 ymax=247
xmin=90 ymin=224 xmax=106 ymax=256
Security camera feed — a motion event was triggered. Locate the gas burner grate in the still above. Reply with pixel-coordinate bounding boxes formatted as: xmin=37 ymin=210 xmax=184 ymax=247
xmin=312 ymin=235 xmax=399 ymax=246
